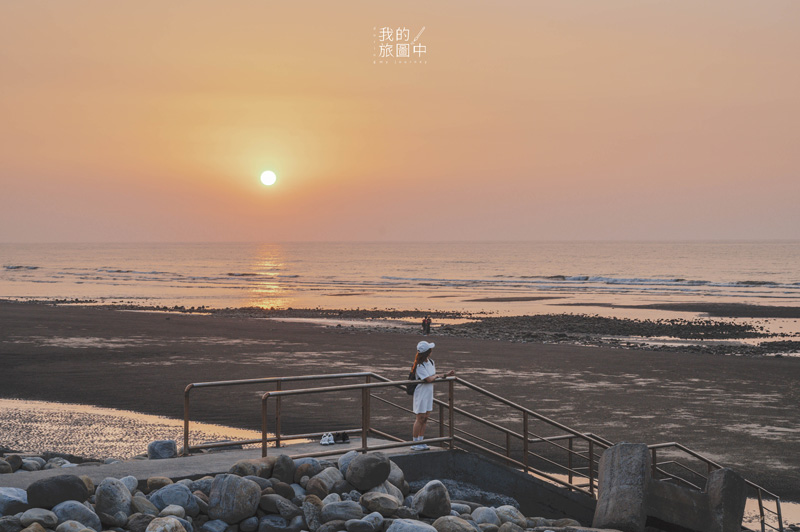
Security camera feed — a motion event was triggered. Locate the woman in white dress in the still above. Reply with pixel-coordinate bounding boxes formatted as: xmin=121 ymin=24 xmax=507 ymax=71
xmin=410 ymin=340 xmax=454 ymax=451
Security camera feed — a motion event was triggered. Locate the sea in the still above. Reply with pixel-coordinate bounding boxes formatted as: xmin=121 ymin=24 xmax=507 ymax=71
xmin=2 ymin=241 xmax=800 ymax=319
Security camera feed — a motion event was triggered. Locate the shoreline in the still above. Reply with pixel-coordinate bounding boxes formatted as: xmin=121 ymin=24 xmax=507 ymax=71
xmin=1 ymin=300 xmax=799 ymax=501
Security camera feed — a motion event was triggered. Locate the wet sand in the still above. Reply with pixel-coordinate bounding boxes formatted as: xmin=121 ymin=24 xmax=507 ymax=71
xmin=1 ymin=300 xmax=798 ymax=501
xmin=556 ymin=301 xmax=800 ymax=318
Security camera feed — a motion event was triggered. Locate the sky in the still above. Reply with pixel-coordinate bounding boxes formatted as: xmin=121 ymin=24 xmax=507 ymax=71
xmin=1 ymin=1 xmax=799 ymax=242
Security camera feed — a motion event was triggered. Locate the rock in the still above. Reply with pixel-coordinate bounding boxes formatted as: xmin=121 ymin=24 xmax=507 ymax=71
xmin=78 ymin=476 xmax=95 ymax=497
xmin=52 ymin=500 xmax=102 ymax=532
xmin=230 ymin=458 xmax=277 ymax=479
xmin=494 ymin=507 xmax=525 ymax=529
xmin=132 ymin=496 xmax=160 ymax=516
xmin=287 ymin=515 xmax=305 ymax=532
xmin=148 ymin=441 xmax=178 ymax=460
xmin=20 ymin=509 xmax=58 ymax=529
xmin=345 ymin=519 xmax=375 ymax=532
xmin=269 ymin=482 xmax=295 ymax=502
xmin=476 ymin=525 xmax=496 ymax=532
xmin=54 ymin=521 xmax=88 ymax=532
xmin=0 ymin=516 xmax=23 ymax=532
xmin=0 ymin=461 xmax=12 ymax=475
xmin=314 ymin=468 xmax=344 ymax=492
xmin=386 ymin=519 xmax=437 ymax=532
xmin=148 ymin=478 xmax=174 ymax=493
xmin=320 ymin=501 xmax=364 ymax=523
xmin=412 ymin=481 xmax=451 ymax=519
xmin=191 ymin=478 xmax=215 ymax=496
xmin=394 ymin=508 xmax=418 ymax=520
xmin=259 ymin=494 xmax=289 ymax=515
xmin=28 ymin=475 xmax=90 ymax=508
xmin=271 ymin=456 xmax=295 ymax=485
xmin=244 ymin=477 xmax=272 ymax=491
xmin=367 ymin=481 xmax=403 ymax=505
xmin=359 ymin=493 xmax=399 ymax=517
xmin=470 ymin=509 xmax=499 ymax=527
xmin=495 ymin=523 xmax=521 ymax=532
xmin=20 ymin=460 xmax=41 ymax=472
xmin=592 ymin=443 xmax=650 ymax=532
xmin=20 ymin=523 xmax=46 ymax=532
xmin=150 ymin=484 xmax=200 ymax=517
xmin=333 ymin=480 xmax=357 ymax=497
xmin=4 ymin=456 xmax=22 ymax=473
xmin=200 ymin=520 xmax=227 ymax=532
xmin=146 ymin=517 xmax=186 ymax=532
xmin=98 ymin=509 xmax=128 ymax=528
xmin=121 ymin=476 xmax=140 ymax=495
xmin=706 ymin=468 xmax=747 ymax=532
xmin=239 ymin=517 xmax=259 ymax=532
xmin=317 ymin=521 xmax=346 ymax=532
xmin=128 ymin=514 xmax=156 ymax=532
xmin=193 ymin=494 xmax=209 ymax=515
xmin=346 ymin=454 xmax=390 ymax=492
xmin=338 ymin=452 xmax=360 ymax=477
xmin=305 ymin=478 xmax=328 ymax=500
xmin=294 ymin=462 xmax=322 ymax=485
xmin=160 ymin=505 xmax=187 ymax=519
xmin=321 ymin=493 xmax=341 ymax=505
xmin=450 ymin=504 xmax=471 ymax=516
xmin=256 ymin=515 xmax=289 ymax=532
xmin=432 ymin=517 xmax=476 ymax=532
xmin=96 ymin=477 xmax=133 ymax=517
xmin=208 ymin=474 xmax=261 ymax=524
xmin=551 ymin=518 xmax=581 ymax=527
xmin=301 ymin=495 xmax=323 ymax=532
xmin=386 ymin=463 xmax=406 ymax=497
xmin=0 ymin=488 xmax=30 ymax=515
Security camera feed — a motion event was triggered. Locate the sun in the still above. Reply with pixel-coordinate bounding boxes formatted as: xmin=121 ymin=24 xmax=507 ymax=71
xmin=260 ymin=170 xmax=277 ymax=186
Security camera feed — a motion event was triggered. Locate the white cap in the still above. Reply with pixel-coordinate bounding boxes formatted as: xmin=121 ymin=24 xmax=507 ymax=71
xmin=417 ymin=341 xmax=435 ymax=353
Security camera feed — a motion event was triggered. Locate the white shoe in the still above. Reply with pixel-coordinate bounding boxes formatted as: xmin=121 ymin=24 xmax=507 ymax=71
xmin=320 ymin=433 xmax=332 ymax=445
xmin=410 ymin=443 xmax=429 ymax=451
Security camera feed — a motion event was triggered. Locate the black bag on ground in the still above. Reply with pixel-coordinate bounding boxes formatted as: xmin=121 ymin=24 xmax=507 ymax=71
xmin=405 ymin=369 xmax=419 ymax=395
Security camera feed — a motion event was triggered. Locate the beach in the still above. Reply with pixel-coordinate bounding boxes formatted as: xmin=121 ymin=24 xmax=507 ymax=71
xmin=1 ymin=300 xmax=798 ymax=502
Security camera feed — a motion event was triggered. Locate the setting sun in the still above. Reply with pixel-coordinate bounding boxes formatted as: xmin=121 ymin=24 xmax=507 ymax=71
xmin=260 ymin=171 xmax=277 ymax=186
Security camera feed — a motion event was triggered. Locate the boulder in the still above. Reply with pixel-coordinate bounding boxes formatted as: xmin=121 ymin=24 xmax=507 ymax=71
xmin=20 ymin=509 xmax=58 ymax=529
xmin=450 ymin=504 xmax=471 ymax=516
xmin=269 ymin=482 xmax=295 ymax=501
xmin=244 ymin=477 xmax=272 ymax=491
xmin=0 ymin=516 xmax=23 ymax=532
xmin=0 ymin=488 xmax=30 ymax=516
xmin=395 ymin=508 xmax=418 ymax=520
xmin=338 ymin=452 xmax=360 ymax=477
xmin=493 ymin=507 xmax=525 ymax=528
xmin=160 ymin=505 xmax=186 ymax=519
xmin=208 ymin=474 xmax=261 ymax=524
xmin=145 ymin=517 xmax=186 ymax=532
xmin=271 ymin=456 xmax=295 ymax=485
xmin=127 ymin=514 xmax=156 ymax=532
xmin=98 ymin=510 xmax=128 ymax=528
xmin=345 ymin=454 xmax=390 ymax=492
xmin=240 ymin=517 xmax=259 ymax=532
xmin=345 ymin=519 xmax=375 ymax=532
xmin=321 ymin=493 xmax=341 ymax=505
xmin=359 ymin=493 xmax=399 ymax=517
xmin=150 ymin=484 xmax=200 ymax=517
xmin=317 ymin=521 xmax=346 ymax=532
xmin=229 ymin=458 xmax=277 ymax=479
xmin=301 ymin=495 xmax=323 ymax=532
xmin=476 ymin=525 xmax=497 ymax=532
xmin=51 ymin=501 xmax=101 ymax=532
xmin=386 ymin=519 xmax=437 ymax=532
xmin=592 ymin=443 xmax=650 ymax=532
xmin=320 ymin=501 xmax=364 ymax=523
xmin=259 ymin=494 xmax=289 ymax=515
xmin=4 ymin=456 xmax=22 ymax=473
xmin=366 ymin=481 xmax=403 ymax=505
xmin=412 ymin=481 xmax=451 ymax=519
xmin=96 ymin=477 xmax=133 ymax=517
xmin=495 ymin=523 xmax=522 ymax=532
xmin=148 ymin=478 xmax=174 ymax=493
xmin=551 ymin=518 xmax=581 ymax=527
xmin=432 ymin=517 xmax=477 ymax=532
xmin=174 ymin=516 xmax=193 ymax=532
xmin=313 ymin=468 xmax=344 ymax=493
xmin=199 ymin=520 xmax=227 ymax=532
xmin=20 ymin=524 xmax=45 ymax=532
xmin=257 ymin=515 xmax=290 ymax=532
xmin=147 ymin=441 xmax=178 ymax=460
xmin=20 ymin=460 xmax=41 ymax=472
xmin=470 ymin=509 xmax=499 ymax=527
xmin=28 ymin=475 xmax=89 ymax=509
xmin=294 ymin=462 xmax=322 ymax=484
xmin=133 ymin=496 xmax=160 ymax=516
xmin=121 ymin=476 xmax=140 ymax=495
xmin=386 ymin=462 xmax=406 ymax=496
xmin=0 ymin=461 xmax=12 ymax=475
xmin=54 ymin=521 xmax=87 ymax=532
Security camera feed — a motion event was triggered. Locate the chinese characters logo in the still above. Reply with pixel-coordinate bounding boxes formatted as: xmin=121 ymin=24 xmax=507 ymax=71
xmin=374 ymin=26 xmax=427 ymax=64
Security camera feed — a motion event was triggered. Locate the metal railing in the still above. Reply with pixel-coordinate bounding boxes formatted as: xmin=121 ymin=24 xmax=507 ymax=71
xmin=182 ymin=371 xmax=783 ymax=531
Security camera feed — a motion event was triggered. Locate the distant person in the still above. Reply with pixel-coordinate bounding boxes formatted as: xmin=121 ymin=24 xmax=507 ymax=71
xmin=422 ymin=315 xmax=432 ymax=335
xmin=410 ymin=340 xmax=454 ymax=451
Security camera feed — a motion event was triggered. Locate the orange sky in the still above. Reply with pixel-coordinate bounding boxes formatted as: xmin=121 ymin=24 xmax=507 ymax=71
xmin=1 ymin=1 xmax=799 ymax=242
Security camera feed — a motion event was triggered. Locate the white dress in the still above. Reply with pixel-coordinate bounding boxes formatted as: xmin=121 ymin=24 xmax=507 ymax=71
xmin=413 ymin=359 xmax=436 ymax=414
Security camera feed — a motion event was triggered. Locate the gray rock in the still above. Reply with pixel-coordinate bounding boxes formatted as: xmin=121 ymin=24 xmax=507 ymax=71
xmin=193 ymin=494 xmax=209 ymax=515
xmin=175 ymin=516 xmax=194 ymax=532
xmin=133 ymin=495 xmax=160 ymax=516
xmin=289 ymin=484 xmax=305 ymax=500
xmin=200 ymin=520 xmax=227 ymax=532
xmin=301 ymin=495 xmax=323 ymax=532
xmin=493 ymin=507 xmax=525 ymax=529
xmin=345 ymin=454 xmax=390 ymax=492
xmin=20 ymin=509 xmax=58 ymax=529
xmin=359 ymin=493 xmax=399 ymax=518
xmin=52 ymin=501 xmax=101 ymax=532
xmin=0 ymin=488 xmax=30 ymax=516
xmin=150 ymin=484 xmax=200 ymax=517
xmin=317 ymin=521 xmax=346 ymax=532
xmin=229 ymin=458 xmax=277 ymax=479
xmin=449 ymin=505 xmax=471 ymax=516
xmin=386 ymin=519 xmax=437 ymax=532
xmin=394 ymin=508 xmax=418 ymax=520
xmin=28 ymin=475 xmax=89 ymax=509
xmin=244 ymin=477 xmax=272 ymax=491
xmin=239 ymin=517 xmax=259 ymax=532
xmin=191 ymin=478 xmax=215 ymax=496
xmin=525 ymin=517 xmax=548 ymax=529
xmin=592 ymin=443 xmax=650 ymax=532
xmin=274 ymin=499 xmax=301 ymax=521
xmin=98 ymin=509 xmax=128 ymax=528
xmin=256 ymin=515 xmax=289 ymax=532
xmin=366 ymin=482 xmax=403 ymax=505
xmin=0 ymin=461 xmax=12 ymax=475
xmin=476 ymin=525 xmax=497 ymax=532
xmin=386 ymin=463 xmax=406 ymax=497
xmin=294 ymin=462 xmax=323 ymax=484
xmin=259 ymin=494 xmax=289 ymax=515
xmin=362 ymin=512 xmax=383 ymax=529
xmin=145 ymin=517 xmax=186 ymax=532
xmin=271 ymin=456 xmax=295 ymax=485
xmin=160 ymin=505 xmax=187 ymax=519
xmin=338 ymin=452 xmax=360 ymax=477
xmin=431 ymin=517 xmax=475 ymax=532
xmin=0 ymin=516 xmax=23 ymax=532
xmin=148 ymin=478 xmax=174 ymax=493
xmin=3 ymin=456 xmax=22 ymax=473
xmin=315 ymin=468 xmax=345 ymax=492
xmin=320 ymin=501 xmax=364 ymax=523
xmin=706 ymin=468 xmax=747 ymax=532
xmin=54 ymin=521 xmax=89 ymax=532
xmin=208 ymin=475 xmax=261 ymax=524
xmin=412 ymin=481 xmax=451 ymax=519
xmin=147 ymin=441 xmax=178 ymax=460
xmin=495 ymin=523 xmax=521 ymax=532
xmin=551 ymin=518 xmax=581 ymax=527
xmin=96 ymin=478 xmax=132 ymax=518
xmin=470 ymin=509 xmax=499 ymax=527
xmin=269 ymin=482 xmax=295 ymax=502
xmin=321 ymin=493 xmax=341 ymax=505
xmin=20 ymin=460 xmax=41 ymax=472
xmin=345 ymin=519 xmax=374 ymax=532
xmin=288 ymin=515 xmax=305 ymax=532
xmin=121 ymin=476 xmax=140 ymax=495
xmin=127 ymin=514 xmax=156 ymax=532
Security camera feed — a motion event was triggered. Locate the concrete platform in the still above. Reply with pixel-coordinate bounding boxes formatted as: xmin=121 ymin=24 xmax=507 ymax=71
xmin=0 ymin=437 xmax=435 ymax=490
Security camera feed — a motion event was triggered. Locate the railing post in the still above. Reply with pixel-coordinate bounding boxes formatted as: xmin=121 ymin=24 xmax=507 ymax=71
xmin=522 ymin=411 xmax=529 ymax=474
xmin=567 ymin=437 xmax=573 ymax=489
xmin=506 ymin=432 xmax=511 ymax=459
xmin=448 ymin=379 xmax=454 ymax=449
xmin=261 ymin=395 xmax=269 ymax=458
xmin=589 ymin=440 xmax=594 ymax=497
xmin=757 ymin=489 xmax=765 ymax=532
xmin=652 ymin=448 xmax=658 ymax=479
xmin=275 ymin=381 xmax=282 ymax=448
xmin=365 ymin=374 xmax=372 ymax=438
xmin=183 ymin=385 xmax=192 ymax=457
xmin=439 ymin=403 xmax=445 ymax=442
xmin=361 ymin=384 xmax=368 ymax=453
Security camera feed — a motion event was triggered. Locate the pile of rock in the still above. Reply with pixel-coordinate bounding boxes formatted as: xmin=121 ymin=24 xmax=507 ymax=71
xmin=0 ymin=454 xmax=121 ymax=475
xmin=1 ymin=451 xmax=613 ymax=532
